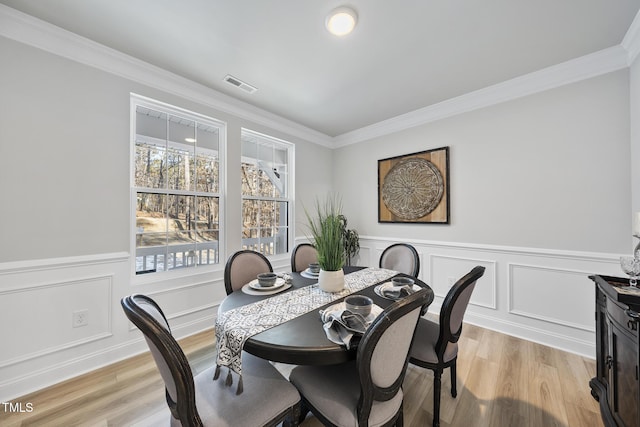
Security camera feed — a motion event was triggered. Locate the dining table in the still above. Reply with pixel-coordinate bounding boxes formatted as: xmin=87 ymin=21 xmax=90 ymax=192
xmin=218 ymin=266 xmax=433 ymax=366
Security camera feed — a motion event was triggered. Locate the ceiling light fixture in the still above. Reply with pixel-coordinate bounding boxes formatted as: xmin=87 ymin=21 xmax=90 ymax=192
xmin=326 ymin=7 xmax=357 ymax=36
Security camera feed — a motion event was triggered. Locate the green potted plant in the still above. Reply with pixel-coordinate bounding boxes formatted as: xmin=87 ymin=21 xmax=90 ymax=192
xmin=339 ymin=215 xmax=359 ymax=266
xmin=305 ymin=194 xmax=345 ymax=292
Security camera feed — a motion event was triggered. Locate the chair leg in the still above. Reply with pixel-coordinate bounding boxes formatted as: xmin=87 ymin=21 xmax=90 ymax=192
xmin=433 ymin=369 xmax=442 ymax=427
xmin=297 ymin=401 xmax=310 ymax=424
xmin=450 ymin=360 xmax=457 ymax=398
xmin=283 ymin=403 xmax=301 ymax=427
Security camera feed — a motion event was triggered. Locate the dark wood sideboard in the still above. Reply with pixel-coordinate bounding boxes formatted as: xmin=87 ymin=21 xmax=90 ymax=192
xmin=590 ymin=275 xmax=640 ymax=427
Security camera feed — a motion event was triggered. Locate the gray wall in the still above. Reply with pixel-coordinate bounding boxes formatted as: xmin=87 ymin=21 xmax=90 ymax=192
xmin=333 ymin=70 xmax=631 ymax=254
xmin=0 ymin=36 xmax=333 ymax=263
xmin=631 ymin=54 xmax=640 ymax=244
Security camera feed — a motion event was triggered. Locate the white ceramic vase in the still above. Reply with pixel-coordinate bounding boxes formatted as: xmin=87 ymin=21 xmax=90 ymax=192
xmin=318 ymin=269 xmax=345 ymax=293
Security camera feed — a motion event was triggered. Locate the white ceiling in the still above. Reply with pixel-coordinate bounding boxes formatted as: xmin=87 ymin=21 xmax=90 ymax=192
xmin=1 ymin=0 xmax=639 ymax=137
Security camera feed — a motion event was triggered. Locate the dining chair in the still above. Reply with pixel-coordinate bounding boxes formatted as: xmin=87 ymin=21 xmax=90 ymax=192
xmin=408 ymin=265 xmax=485 ymax=427
xmin=224 ymin=249 xmax=273 ymax=295
xmin=121 ymin=294 xmax=300 ymax=427
xmin=379 ymin=243 xmax=420 ymax=277
xmin=289 ymin=288 xmax=433 ymax=427
xmin=291 ymin=243 xmax=318 ymax=272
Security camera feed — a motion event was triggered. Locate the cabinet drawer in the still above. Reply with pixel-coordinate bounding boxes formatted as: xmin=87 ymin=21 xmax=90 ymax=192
xmin=607 ymin=297 xmax=640 ymax=338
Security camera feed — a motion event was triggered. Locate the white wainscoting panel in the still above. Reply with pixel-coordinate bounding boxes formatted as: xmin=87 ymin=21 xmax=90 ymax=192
xmin=508 ymin=263 xmax=595 ymax=332
xmin=0 ymin=252 xmax=222 ymax=402
xmin=357 ymin=236 xmax=623 ymax=358
xmin=429 ymin=254 xmax=497 ymax=310
xmin=0 ymin=275 xmax=112 ymax=367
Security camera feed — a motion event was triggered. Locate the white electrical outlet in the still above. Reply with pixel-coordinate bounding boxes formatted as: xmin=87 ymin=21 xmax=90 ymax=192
xmin=72 ymin=309 xmax=89 ymax=328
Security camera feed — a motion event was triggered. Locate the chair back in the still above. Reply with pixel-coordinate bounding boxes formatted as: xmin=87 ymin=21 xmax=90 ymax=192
xmin=379 ymin=243 xmax=420 ymax=277
xmin=121 ymin=294 xmax=202 ymax=426
xmin=356 ymin=287 xmax=433 ymax=425
xmin=436 ymin=266 xmax=485 ymax=361
xmin=291 ymin=243 xmax=318 ymax=272
xmin=224 ymin=250 xmax=273 ymax=295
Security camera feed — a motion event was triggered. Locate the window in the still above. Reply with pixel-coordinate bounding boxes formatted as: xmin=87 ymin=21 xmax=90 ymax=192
xmin=131 ymin=95 xmax=225 ymax=275
xmin=241 ymin=129 xmax=293 ymax=256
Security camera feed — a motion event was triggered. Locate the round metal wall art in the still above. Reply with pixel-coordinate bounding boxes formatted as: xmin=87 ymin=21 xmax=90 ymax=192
xmin=381 ymin=158 xmax=444 ymax=220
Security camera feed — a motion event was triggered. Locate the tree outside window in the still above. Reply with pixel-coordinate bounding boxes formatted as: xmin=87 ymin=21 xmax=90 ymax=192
xmin=241 ymin=129 xmax=293 ymax=256
xmin=132 ymin=96 xmax=224 ymax=274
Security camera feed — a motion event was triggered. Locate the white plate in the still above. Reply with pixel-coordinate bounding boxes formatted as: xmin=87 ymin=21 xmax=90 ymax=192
xmin=304 ymin=268 xmax=319 ymax=276
xmin=242 ymin=282 xmax=291 ymax=296
xmin=300 ymin=269 xmax=319 ymax=279
xmin=248 ymin=277 xmax=286 ymax=291
xmin=320 ymin=301 xmax=383 ymax=326
xmin=374 ymin=282 xmax=422 ymax=300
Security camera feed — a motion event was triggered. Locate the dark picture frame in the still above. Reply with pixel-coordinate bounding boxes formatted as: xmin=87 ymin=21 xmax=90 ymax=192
xmin=378 ymin=146 xmax=449 ymax=224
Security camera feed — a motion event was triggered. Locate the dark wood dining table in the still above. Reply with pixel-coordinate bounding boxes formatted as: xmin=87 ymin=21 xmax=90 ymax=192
xmin=218 ymin=266 xmax=433 ymax=366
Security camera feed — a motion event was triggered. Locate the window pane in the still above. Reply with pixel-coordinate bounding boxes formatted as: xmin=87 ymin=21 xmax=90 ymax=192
xmin=258 ymin=168 xmax=274 ymax=197
xmin=135 ymin=143 xmax=166 ymax=189
xmin=241 ymin=161 xmax=258 ymax=196
xmin=275 ymin=201 xmax=288 ymax=227
xmin=196 ymin=154 xmax=218 ymax=193
xmin=136 ymin=107 xmax=167 ymax=140
xmin=167 ymin=145 xmax=193 ymax=191
xmin=168 ymin=195 xmax=195 ymax=240
xmin=168 ymin=115 xmax=195 ymax=146
xmin=196 ymin=197 xmax=218 ymax=232
xmin=274 ymin=227 xmax=288 ymax=255
xmin=259 ymin=200 xmax=275 ymax=227
xmin=198 ymin=124 xmax=219 ymax=151
xmin=242 ymin=199 xmax=258 ymax=229
xmin=136 ymin=193 xmax=167 ymax=233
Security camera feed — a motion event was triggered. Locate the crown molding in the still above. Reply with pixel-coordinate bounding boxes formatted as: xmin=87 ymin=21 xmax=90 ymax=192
xmin=0 ymin=4 xmax=636 ymax=151
xmin=333 ymin=45 xmax=629 ymax=147
xmin=0 ymin=4 xmax=334 ymax=148
xmin=623 ymin=10 xmax=640 ymax=65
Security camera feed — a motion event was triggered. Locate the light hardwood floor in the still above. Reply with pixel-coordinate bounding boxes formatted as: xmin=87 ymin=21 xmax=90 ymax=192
xmin=1 ymin=321 xmax=603 ymax=427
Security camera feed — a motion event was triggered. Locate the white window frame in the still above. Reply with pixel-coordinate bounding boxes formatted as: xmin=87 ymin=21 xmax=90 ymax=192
xmin=130 ymin=93 xmax=226 ymax=280
xmin=240 ymin=128 xmax=295 ymax=259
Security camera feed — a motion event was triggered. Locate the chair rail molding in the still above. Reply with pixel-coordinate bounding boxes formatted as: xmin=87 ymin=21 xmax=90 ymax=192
xmin=357 ymin=235 xmax=622 ymax=358
xmin=0 ymin=251 xmax=221 ymax=402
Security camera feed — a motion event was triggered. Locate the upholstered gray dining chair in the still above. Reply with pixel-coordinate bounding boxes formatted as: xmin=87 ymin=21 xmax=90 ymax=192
xmin=224 ymin=249 xmax=273 ymax=295
xmin=379 ymin=243 xmax=420 ymax=277
xmin=121 ymin=294 xmax=300 ymax=427
xmin=408 ymin=266 xmax=485 ymax=427
xmin=291 ymin=243 xmax=318 ymax=273
xmin=289 ymin=288 xmax=433 ymax=427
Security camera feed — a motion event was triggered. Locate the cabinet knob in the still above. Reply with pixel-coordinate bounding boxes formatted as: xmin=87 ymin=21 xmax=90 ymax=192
xmin=606 ymin=356 xmax=614 ymax=368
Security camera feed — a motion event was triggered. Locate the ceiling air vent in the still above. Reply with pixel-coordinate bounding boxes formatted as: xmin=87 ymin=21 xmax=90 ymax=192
xmin=223 ymin=75 xmax=258 ymax=94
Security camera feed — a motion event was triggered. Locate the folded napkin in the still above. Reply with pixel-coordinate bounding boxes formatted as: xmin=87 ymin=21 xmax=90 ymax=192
xmin=321 ymin=308 xmax=369 ymax=349
xmin=382 ymin=284 xmax=416 ymax=299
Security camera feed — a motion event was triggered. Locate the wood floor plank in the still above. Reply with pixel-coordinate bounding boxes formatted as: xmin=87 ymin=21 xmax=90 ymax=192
xmin=491 ymin=334 xmax=530 ymax=423
xmin=1 ymin=325 xmax=604 ymax=427
xmin=448 ymin=357 xmax=501 ymax=427
xmin=553 ymin=348 xmax=601 ymax=414
xmin=437 ymin=334 xmax=481 ymax=424
xmin=564 ymin=401 xmax=604 ymax=427
xmin=527 ymin=357 xmax=570 ymax=427
xmin=403 ymin=365 xmax=434 ymax=426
